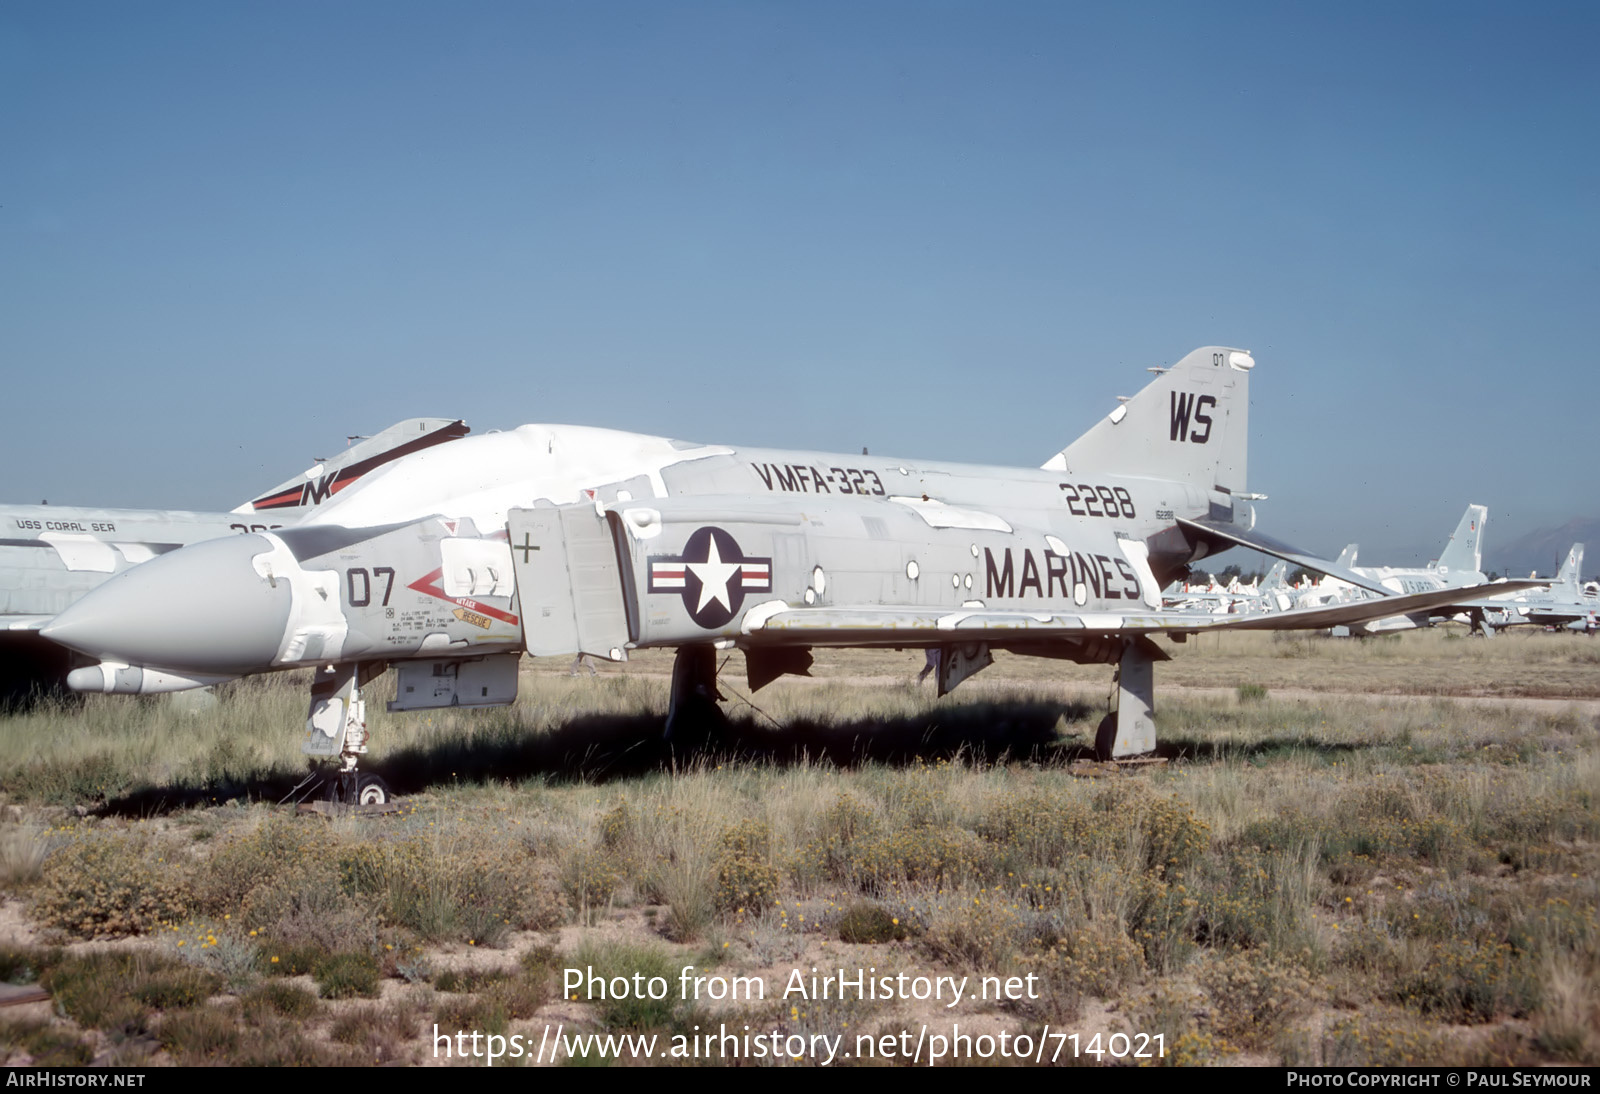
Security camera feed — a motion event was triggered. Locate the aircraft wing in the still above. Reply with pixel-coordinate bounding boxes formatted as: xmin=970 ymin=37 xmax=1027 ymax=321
xmin=746 ymin=580 xmax=1549 ymax=645
xmin=1177 ymin=517 xmax=1392 ymax=596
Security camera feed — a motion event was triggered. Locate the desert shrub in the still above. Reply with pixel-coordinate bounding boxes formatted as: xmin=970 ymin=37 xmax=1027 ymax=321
xmin=312 ymin=951 xmax=381 ymax=999
xmin=155 ymin=1006 xmax=240 ymax=1062
xmin=1313 ymin=1010 xmax=1447 ymax=1067
xmin=561 ymin=845 xmax=623 ymax=925
xmin=343 ymin=834 xmax=564 ymax=946
xmin=1130 ymin=981 xmax=1228 ymax=1066
xmin=1137 ymin=795 xmax=1210 ymax=874
xmin=834 ymin=901 xmax=908 ymax=944
xmin=886 ymin=772 xmax=940 ymax=829
xmin=240 ymin=981 xmax=320 ymax=1020
xmin=0 ymin=945 xmax=60 ymax=984
xmin=197 ymin=813 xmax=337 ymax=920
xmin=1389 ymin=938 xmax=1536 ymax=1023
xmin=919 ymin=893 xmax=1030 ymax=970
xmin=436 ymin=992 xmax=511 ymax=1038
xmin=1127 ymin=874 xmax=1200 ymax=974
xmin=258 ymin=939 xmax=326 ymax=978
xmin=714 ymin=854 xmax=780 ymax=918
xmin=328 ymin=999 xmax=421 ymax=1062
xmin=793 ymin=793 xmax=881 ymax=886
xmin=31 ymin=834 xmax=190 ymax=938
xmin=1198 ymin=950 xmax=1314 ymax=1049
xmin=1023 ymin=922 xmax=1144 ymax=1013
xmin=131 ymin=966 xmax=220 ymax=1010
xmin=42 ymin=951 xmax=216 ymax=1033
xmin=713 ymin=819 xmax=780 ymax=918
xmin=599 ymin=800 xmax=635 ymax=850
xmin=0 ymin=1017 xmax=94 ymax=1066
xmin=846 ymin=825 xmax=986 ymax=894
xmin=1197 ymin=842 xmax=1321 ymax=958
xmin=481 ymin=971 xmax=550 ymax=1021
xmin=571 ymin=941 xmax=686 ymax=1031
xmin=434 ymin=967 xmax=509 ymax=993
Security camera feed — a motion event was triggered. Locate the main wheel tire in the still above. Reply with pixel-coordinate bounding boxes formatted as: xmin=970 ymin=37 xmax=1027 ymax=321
xmin=1094 ymin=712 xmax=1117 ymax=762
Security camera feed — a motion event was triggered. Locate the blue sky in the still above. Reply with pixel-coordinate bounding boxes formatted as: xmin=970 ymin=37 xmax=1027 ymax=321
xmin=3 ymin=2 xmax=1595 ymax=565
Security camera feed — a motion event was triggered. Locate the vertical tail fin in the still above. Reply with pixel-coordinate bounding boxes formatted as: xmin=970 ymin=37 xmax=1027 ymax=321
xmin=1556 ymin=544 xmax=1584 ymax=591
xmin=234 ymin=418 xmax=469 ymax=516
xmin=1045 ymin=346 xmax=1253 ymax=494
xmin=1335 ymin=544 xmax=1359 ymax=569
xmin=1260 ymin=559 xmax=1288 ymax=593
xmin=1434 ymin=504 xmax=1488 ymax=576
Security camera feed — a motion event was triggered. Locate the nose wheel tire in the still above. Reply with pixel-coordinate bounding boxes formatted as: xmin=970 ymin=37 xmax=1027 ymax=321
xmin=356 ymin=775 xmax=392 ymax=806
xmin=322 ymin=773 xmax=392 ymax=806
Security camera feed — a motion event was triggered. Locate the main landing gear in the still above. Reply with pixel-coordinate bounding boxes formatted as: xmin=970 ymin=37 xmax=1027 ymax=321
xmin=1094 ymin=638 xmax=1161 ymax=762
xmin=665 ymin=644 xmax=726 ymax=739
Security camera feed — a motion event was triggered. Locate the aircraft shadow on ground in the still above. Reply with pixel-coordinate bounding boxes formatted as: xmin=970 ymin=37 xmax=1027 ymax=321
xmin=382 ymin=695 xmax=1100 ymax=791
xmin=99 ymin=699 xmax=1372 ymax=817
xmin=103 ymin=696 xmax=1093 ymax=815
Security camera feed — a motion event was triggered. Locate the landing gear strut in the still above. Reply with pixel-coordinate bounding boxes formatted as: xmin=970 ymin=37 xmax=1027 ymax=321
xmin=1094 ymin=638 xmax=1158 ymax=761
xmin=305 ymin=662 xmax=392 ymax=805
xmin=665 ymin=644 xmax=726 ymax=738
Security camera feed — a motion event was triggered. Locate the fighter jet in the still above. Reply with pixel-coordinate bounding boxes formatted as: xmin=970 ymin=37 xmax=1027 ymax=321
xmin=40 ymin=347 xmax=1540 ymax=799
xmin=1291 ymin=506 xmax=1504 ymax=634
xmin=1474 ymin=544 xmax=1597 ymax=634
xmin=0 ymin=418 xmax=469 ymax=702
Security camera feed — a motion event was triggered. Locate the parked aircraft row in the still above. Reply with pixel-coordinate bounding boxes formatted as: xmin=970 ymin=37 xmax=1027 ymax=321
xmin=5 ymin=348 xmax=1548 ymax=800
xmin=1172 ymin=504 xmax=1595 ymax=637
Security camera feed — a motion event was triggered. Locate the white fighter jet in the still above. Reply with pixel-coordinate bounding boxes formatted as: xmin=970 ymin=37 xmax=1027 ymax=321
xmin=40 ymin=348 xmax=1540 ymax=799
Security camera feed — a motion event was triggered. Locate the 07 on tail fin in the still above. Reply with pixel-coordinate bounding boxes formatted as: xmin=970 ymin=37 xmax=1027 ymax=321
xmin=1044 ymin=346 xmax=1254 ymax=495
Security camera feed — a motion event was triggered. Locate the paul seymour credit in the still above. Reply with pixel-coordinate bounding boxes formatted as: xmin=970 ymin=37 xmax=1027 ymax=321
xmin=431 ymin=961 xmax=1170 ymax=1064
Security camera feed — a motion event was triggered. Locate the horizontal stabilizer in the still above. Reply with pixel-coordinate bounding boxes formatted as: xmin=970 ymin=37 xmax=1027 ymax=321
xmin=1213 ymin=579 xmax=1547 ymax=632
xmin=1177 ymin=518 xmax=1393 ymax=596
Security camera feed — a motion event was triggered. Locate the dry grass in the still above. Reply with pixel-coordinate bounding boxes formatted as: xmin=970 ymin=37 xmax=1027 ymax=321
xmin=0 ymin=631 xmax=1596 ymax=1066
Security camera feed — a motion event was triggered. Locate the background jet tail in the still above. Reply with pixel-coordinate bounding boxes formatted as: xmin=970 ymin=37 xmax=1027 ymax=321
xmin=234 ymin=418 xmax=469 ymax=515
xmin=1335 ymin=543 xmax=1359 ymax=569
xmin=1259 ymin=559 xmax=1288 ymax=593
xmin=1555 ymin=543 xmax=1584 ymax=591
xmin=1045 ymin=345 xmax=1253 ymax=495
xmin=1434 ymin=504 xmax=1487 ymax=576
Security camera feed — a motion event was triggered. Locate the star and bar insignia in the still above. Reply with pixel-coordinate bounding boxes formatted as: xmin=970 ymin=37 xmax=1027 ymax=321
xmin=647 ymin=526 xmax=771 ymax=629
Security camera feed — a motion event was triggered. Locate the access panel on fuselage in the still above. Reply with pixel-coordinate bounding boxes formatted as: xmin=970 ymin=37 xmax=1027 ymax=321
xmin=507 ymin=506 xmax=631 ymax=661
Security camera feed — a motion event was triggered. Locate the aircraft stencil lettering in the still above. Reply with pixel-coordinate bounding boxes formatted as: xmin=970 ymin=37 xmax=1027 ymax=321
xmin=1169 ymin=392 xmax=1215 ymax=443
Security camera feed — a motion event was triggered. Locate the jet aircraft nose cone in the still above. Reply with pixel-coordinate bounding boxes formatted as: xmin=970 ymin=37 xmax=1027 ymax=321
xmin=42 ymin=535 xmax=293 ymax=674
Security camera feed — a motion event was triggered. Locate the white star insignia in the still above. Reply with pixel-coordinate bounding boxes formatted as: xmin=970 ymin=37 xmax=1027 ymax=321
xmin=687 ymin=537 xmax=741 ymax=614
